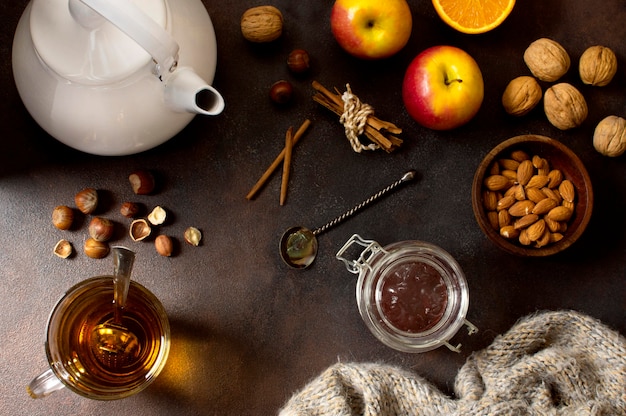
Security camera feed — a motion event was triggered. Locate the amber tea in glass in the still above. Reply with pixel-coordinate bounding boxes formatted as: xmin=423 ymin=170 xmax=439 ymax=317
xmin=28 ymin=276 xmax=170 ymax=400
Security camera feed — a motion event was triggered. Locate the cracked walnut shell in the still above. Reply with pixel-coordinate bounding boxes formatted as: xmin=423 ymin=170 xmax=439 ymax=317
xmin=579 ymin=45 xmax=618 ymax=87
xmin=593 ymin=115 xmax=626 ymax=157
xmin=524 ymin=38 xmax=570 ymax=82
xmin=502 ymin=76 xmax=542 ymax=116
xmin=543 ymin=83 xmax=587 ymax=130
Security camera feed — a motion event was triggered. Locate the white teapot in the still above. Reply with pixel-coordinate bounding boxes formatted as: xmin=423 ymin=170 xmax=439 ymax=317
xmin=12 ymin=0 xmax=225 ymax=156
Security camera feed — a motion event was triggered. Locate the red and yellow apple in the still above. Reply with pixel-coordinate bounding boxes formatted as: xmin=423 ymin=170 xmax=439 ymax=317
xmin=402 ymin=46 xmax=484 ymax=130
xmin=330 ymin=0 xmax=412 ymax=60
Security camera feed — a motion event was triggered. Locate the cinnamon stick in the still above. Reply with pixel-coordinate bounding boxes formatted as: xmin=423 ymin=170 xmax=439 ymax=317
xmin=246 ymin=119 xmax=311 ymax=200
xmin=279 ymin=127 xmax=293 ymax=206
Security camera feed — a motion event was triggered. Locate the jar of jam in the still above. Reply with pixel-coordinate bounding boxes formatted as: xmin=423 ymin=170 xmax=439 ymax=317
xmin=336 ymin=234 xmax=477 ymax=353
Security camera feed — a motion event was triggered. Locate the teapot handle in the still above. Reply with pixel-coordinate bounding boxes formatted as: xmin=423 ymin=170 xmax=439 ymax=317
xmin=77 ymin=0 xmax=180 ymax=79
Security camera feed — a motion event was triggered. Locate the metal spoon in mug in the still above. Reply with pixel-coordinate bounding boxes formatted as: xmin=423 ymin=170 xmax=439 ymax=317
xmin=279 ymin=169 xmax=417 ymax=269
xmin=90 ymin=246 xmax=141 ymax=368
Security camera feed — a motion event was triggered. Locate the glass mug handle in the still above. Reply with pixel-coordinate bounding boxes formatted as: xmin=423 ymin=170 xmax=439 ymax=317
xmin=27 ymin=368 xmax=65 ymax=398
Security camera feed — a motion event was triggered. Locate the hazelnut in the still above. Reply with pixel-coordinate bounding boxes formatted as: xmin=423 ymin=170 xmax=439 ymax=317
xmin=524 ymin=38 xmax=570 ymax=82
xmin=240 ymin=5 xmax=283 ymax=43
xmin=129 ymin=219 xmax=151 ymax=242
xmin=53 ymin=239 xmax=73 ymax=259
xmin=543 ymin=83 xmax=587 ymax=130
xmin=147 ymin=206 xmax=167 ymax=225
xmin=52 ymin=205 xmax=74 ymax=230
xmin=593 ymin=115 xmax=626 ymax=157
xmin=84 ymin=238 xmax=109 ymax=259
xmin=88 ymin=217 xmax=114 ymax=242
xmin=129 ymin=170 xmax=155 ymax=195
xmin=269 ymin=80 xmax=293 ymax=104
xmin=120 ymin=202 xmax=140 ymax=218
xmin=287 ymin=49 xmax=311 ymax=73
xmin=75 ymin=188 xmax=98 ymax=214
xmin=155 ymin=235 xmax=173 ymax=257
xmin=502 ymin=76 xmax=542 ymax=116
xmin=579 ymin=45 xmax=618 ymax=87
xmin=184 ymin=227 xmax=202 ymax=246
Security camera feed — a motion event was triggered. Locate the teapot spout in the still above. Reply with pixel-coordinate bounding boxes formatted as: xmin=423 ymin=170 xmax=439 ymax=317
xmin=164 ymin=68 xmax=225 ymax=116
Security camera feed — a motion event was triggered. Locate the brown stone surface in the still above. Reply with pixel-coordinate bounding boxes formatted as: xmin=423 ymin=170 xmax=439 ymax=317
xmin=1 ymin=1 xmax=624 ymax=415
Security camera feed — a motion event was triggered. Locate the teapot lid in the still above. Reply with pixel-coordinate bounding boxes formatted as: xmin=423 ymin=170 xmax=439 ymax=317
xmin=30 ymin=0 xmax=167 ymax=85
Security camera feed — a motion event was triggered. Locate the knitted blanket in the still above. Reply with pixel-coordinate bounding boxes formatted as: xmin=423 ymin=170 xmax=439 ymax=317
xmin=280 ymin=310 xmax=626 ymax=415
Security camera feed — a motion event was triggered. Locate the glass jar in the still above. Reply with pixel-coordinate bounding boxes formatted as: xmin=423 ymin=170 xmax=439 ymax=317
xmin=336 ymin=234 xmax=477 ymax=353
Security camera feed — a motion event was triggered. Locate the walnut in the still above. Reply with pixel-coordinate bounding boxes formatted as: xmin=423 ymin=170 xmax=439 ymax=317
xmin=502 ymin=76 xmax=542 ymax=116
xmin=240 ymin=6 xmax=283 ymax=43
xmin=543 ymin=83 xmax=587 ymax=130
xmin=579 ymin=45 xmax=618 ymax=87
xmin=593 ymin=115 xmax=626 ymax=157
xmin=523 ymin=38 xmax=571 ymax=82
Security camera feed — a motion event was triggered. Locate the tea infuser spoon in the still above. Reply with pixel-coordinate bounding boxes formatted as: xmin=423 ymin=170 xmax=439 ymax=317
xmin=90 ymin=246 xmax=141 ymax=368
xmin=279 ymin=169 xmax=417 ymax=269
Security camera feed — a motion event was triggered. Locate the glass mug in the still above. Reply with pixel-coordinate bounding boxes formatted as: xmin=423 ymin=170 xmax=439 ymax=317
xmin=27 ymin=276 xmax=170 ymax=400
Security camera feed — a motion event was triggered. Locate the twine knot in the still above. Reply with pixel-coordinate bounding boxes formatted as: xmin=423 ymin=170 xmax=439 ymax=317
xmin=339 ymin=84 xmax=377 ymax=153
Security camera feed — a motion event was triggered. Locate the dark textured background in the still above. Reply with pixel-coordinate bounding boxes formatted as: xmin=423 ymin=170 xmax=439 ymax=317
xmin=1 ymin=1 xmax=624 ymax=415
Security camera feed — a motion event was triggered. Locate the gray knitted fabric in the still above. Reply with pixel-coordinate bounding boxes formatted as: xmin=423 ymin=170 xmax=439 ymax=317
xmin=280 ymin=310 xmax=626 ymax=415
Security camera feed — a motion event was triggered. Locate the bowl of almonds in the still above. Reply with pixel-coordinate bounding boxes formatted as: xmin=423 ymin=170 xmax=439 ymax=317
xmin=472 ymin=135 xmax=593 ymax=256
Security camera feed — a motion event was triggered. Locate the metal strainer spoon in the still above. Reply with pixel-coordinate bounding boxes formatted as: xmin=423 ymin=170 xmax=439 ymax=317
xmin=279 ymin=169 xmax=417 ymax=269
xmin=90 ymin=246 xmax=140 ymax=368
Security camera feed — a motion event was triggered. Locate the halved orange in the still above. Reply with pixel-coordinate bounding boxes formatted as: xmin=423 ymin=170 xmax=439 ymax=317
xmin=432 ymin=0 xmax=516 ymax=34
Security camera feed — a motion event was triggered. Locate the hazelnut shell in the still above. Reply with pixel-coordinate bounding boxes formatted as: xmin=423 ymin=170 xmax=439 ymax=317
xmin=129 ymin=219 xmax=152 ymax=242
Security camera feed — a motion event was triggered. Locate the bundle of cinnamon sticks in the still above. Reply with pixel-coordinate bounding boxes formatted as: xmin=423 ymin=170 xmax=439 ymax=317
xmin=312 ymin=80 xmax=403 ymax=153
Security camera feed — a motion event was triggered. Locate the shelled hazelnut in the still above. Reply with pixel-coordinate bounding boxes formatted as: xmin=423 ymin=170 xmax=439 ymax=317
xmin=155 ymin=235 xmax=173 ymax=257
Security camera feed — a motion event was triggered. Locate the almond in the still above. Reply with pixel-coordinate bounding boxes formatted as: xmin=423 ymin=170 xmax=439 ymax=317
xmin=487 ymin=211 xmax=499 ymax=230
xmin=532 ymin=198 xmax=558 ymax=215
xmin=550 ymin=232 xmax=564 ymax=243
xmin=534 ymin=228 xmax=551 ymax=247
xmin=497 ymin=194 xmax=517 ymax=211
xmin=547 ymin=169 xmax=563 ymax=188
xmin=514 ymin=184 xmax=527 ymax=201
xmin=545 ymin=217 xmax=562 ymax=233
xmin=511 ymin=149 xmax=531 ymax=162
xmin=527 ymin=219 xmax=546 ymax=241
xmin=546 ymin=206 xmax=573 ymax=222
xmin=514 ymin=214 xmax=539 ymax=229
xmin=499 ymin=158 xmax=520 ymax=171
xmin=526 ymin=187 xmax=547 ymax=203
xmin=502 ymin=169 xmax=518 ymax=181
xmin=541 ymin=187 xmax=563 ymax=203
xmin=517 ymin=160 xmax=534 ymax=186
xmin=483 ymin=190 xmax=499 ymax=211
xmin=562 ymin=200 xmax=575 ymax=211
xmin=559 ymin=179 xmax=576 ymax=202
xmin=485 ymin=175 xmax=511 ymax=191
xmin=509 ymin=200 xmax=536 ymax=217
xmin=500 ymin=225 xmax=520 ymax=239
xmin=519 ymin=229 xmax=532 ymax=245
xmin=526 ymin=174 xmax=550 ymax=189
xmin=498 ymin=209 xmax=512 ymax=228
xmin=532 ymin=155 xmax=548 ymax=170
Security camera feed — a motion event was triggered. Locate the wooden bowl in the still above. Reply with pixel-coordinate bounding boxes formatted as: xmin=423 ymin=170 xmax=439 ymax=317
xmin=472 ymin=135 xmax=593 ymax=256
